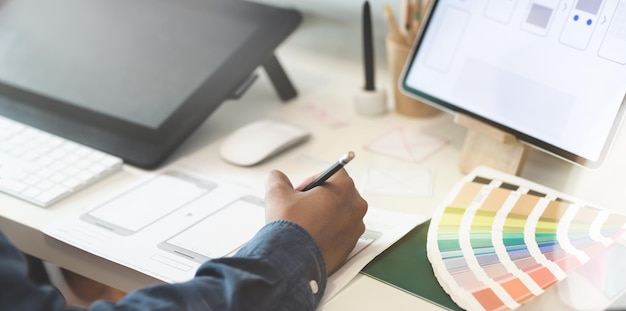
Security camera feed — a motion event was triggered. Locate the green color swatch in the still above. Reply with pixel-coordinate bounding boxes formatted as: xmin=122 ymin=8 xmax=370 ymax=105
xmin=362 ymin=220 xmax=463 ymax=311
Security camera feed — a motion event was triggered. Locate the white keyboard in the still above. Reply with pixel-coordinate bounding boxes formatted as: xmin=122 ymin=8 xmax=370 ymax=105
xmin=0 ymin=115 xmax=123 ymax=207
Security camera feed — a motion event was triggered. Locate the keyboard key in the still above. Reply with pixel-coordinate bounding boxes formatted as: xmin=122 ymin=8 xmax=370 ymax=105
xmin=36 ymin=185 xmax=69 ymax=203
xmin=0 ymin=178 xmax=28 ymax=193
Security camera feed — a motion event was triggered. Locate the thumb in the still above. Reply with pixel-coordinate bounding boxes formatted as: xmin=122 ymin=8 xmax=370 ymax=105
xmin=265 ymin=170 xmax=294 ymax=202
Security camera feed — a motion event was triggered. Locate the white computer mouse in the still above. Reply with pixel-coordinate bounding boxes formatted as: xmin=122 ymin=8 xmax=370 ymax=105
xmin=219 ymin=119 xmax=311 ymax=166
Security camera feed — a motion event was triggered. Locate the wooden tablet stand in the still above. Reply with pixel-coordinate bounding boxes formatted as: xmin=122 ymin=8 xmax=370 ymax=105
xmin=455 ymin=114 xmax=528 ymax=176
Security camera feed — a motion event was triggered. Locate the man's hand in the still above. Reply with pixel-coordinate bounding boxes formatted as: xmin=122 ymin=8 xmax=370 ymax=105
xmin=264 ymin=169 xmax=367 ymax=275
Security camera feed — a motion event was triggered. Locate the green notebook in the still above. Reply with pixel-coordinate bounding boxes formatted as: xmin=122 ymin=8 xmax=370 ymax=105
xmin=362 ymin=220 xmax=463 ymax=311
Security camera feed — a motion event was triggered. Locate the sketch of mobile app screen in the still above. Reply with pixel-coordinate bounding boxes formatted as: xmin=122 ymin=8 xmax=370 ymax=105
xmin=158 ymin=195 xmax=265 ymax=263
xmin=422 ymin=6 xmax=470 ymax=73
xmin=522 ymin=0 xmax=561 ymax=36
xmin=81 ymin=171 xmax=217 ymax=236
xmin=599 ymin=1 xmax=626 ymax=64
xmin=484 ymin=0 xmax=518 ymax=24
xmin=560 ymin=0 xmax=606 ymax=50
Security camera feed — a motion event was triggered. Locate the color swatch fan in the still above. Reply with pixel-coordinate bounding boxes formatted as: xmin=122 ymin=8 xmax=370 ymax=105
xmin=427 ymin=167 xmax=626 ymax=311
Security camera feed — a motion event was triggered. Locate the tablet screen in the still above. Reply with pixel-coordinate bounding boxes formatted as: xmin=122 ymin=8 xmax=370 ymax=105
xmin=0 ymin=0 xmax=254 ymax=129
xmin=403 ymin=0 xmax=626 ymax=167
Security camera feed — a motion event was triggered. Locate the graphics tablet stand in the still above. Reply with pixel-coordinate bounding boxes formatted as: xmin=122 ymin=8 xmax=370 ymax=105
xmin=231 ymin=54 xmax=297 ymax=102
xmin=454 ymin=113 xmax=528 ymax=176
xmin=264 ymin=54 xmax=297 ymax=101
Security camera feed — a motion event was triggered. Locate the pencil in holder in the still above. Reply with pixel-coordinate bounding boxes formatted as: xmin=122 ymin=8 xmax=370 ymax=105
xmin=386 ymin=35 xmax=440 ymax=118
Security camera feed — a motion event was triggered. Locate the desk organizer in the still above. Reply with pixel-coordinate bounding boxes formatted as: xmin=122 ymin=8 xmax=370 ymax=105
xmin=386 ymin=35 xmax=441 ymax=118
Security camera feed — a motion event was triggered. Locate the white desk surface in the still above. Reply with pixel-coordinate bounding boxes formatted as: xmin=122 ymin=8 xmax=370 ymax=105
xmin=2 ymin=8 xmax=626 ymax=311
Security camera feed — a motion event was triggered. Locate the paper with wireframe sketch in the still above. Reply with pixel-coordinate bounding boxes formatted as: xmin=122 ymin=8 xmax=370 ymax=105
xmin=361 ymin=167 xmax=433 ymax=197
xmin=364 ymin=127 xmax=447 ymax=163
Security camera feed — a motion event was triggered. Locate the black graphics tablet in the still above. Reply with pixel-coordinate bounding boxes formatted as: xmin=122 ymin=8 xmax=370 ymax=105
xmin=0 ymin=0 xmax=301 ymax=169
xmin=402 ymin=0 xmax=626 ymax=168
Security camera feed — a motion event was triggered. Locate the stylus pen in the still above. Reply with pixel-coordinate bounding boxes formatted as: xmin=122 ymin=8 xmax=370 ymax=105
xmin=362 ymin=1 xmax=375 ymax=91
xmin=301 ymin=151 xmax=355 ymax=192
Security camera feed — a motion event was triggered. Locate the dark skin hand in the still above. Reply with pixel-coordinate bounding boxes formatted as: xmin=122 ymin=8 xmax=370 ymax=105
xmin=264 ymin=168 xmax=368 ymax=275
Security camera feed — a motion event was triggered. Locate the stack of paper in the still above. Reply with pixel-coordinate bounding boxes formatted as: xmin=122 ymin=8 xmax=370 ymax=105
xmin=43 ymin=167 xmax=425 ymax=306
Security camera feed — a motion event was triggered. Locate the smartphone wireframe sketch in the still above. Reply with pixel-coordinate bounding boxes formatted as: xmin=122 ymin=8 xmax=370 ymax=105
xmin=80 ymin=171 xmax=217 ymax=236
xmin=158 ymin=195 xmax=265 ymax=263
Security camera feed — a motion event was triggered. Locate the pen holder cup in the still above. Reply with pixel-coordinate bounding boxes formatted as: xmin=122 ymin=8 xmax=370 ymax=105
xmin=386 ymin=36 xmax=441 ymax=118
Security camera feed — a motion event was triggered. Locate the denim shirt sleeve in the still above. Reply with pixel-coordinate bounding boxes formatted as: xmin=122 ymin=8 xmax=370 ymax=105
xmin=0 ymin=231 xmax=67 ymax=311
xmin=0 ymin=220 xmax=328 ymax=311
